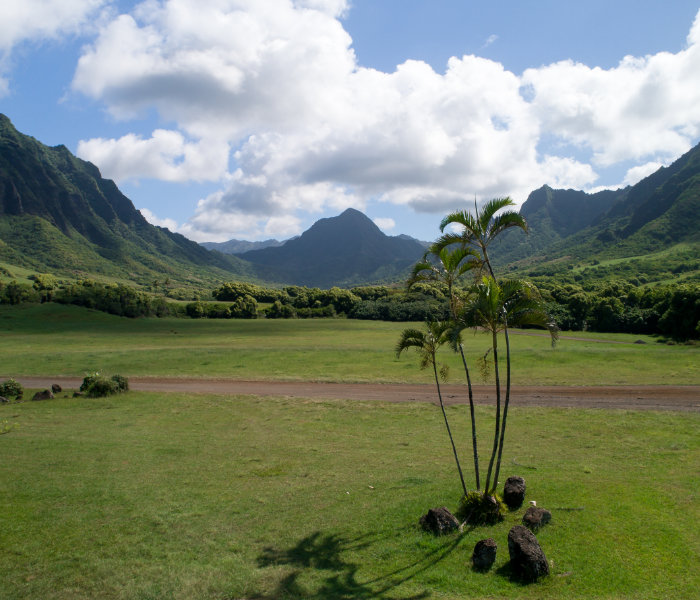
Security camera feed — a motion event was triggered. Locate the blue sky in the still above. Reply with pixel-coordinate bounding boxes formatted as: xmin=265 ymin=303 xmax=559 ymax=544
xmin=1 ymin=1 xmax=699 ymax=243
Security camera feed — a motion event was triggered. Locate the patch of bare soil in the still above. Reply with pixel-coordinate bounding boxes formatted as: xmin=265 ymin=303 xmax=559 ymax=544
xmin=12 ymin=377 xmax=700 ymax=412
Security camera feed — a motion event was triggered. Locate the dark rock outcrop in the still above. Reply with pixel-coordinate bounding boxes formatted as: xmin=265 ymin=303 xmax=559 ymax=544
xmin=507 ymin=525 xmax=549 ymax=582
xmin=31 ymin=389 xmax=54 ymax=401
xmin=503 ymin=476 xmax=526 ymax=509
xmin=419 ymin=507 xmax=460 ymax=535
xmin=522 ymin=506 xmax=552 ymax=530
xmin=51 ymin=383 xmax=62 ymax=393
xmin=472 ymin=538 xmax=497 ymax=571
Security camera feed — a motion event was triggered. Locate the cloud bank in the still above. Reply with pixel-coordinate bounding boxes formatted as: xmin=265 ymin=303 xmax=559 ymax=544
xmin=26 ymin=0 xmax=700 ymax=241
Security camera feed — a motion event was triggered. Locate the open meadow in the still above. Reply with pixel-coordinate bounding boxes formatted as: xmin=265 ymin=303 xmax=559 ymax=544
xmin=1 ymin=303 xmax=699 ymax=599
xmin=1 ymin=304 xmax=698 ymax=385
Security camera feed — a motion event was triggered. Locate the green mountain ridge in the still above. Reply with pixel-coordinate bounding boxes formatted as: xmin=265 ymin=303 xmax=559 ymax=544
xmin=495 ymin=143 xmax=700 ymax=284
xmin=0 ymin=112 xmax=698 ymax=291
xmin=0 ymin=114 xmax=426 ymax=289
xmin=0 ymin=114 xmax=256 ymax=290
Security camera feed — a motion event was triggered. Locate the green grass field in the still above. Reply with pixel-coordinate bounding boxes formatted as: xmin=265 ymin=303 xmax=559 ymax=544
xmin=1 ymin=303 xmax=698 ymax=385
xmin=2 ymin=391 xmax=698 ymax=599
xmin=1 ymin=303 xmax=698 ymax=599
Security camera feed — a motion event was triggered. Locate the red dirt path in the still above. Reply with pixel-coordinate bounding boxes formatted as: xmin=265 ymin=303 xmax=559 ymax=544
xmin=14 ymin=377 xmax=700 ymax=412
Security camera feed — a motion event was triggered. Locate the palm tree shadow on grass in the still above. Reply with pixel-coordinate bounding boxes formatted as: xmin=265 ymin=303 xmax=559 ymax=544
xmin=252 ymin=528 xmax=472 ymax=599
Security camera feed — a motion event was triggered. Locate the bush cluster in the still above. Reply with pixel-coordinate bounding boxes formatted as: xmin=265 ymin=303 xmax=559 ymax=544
xmin=541 ymin=281 xmax=700 ymax=340
xmin=0 ymin=378 xmax=23 ymax=399
xmin=80 ymin=373 xmax=129 ymax=398
xmin=56 ymin=280 xmax=171 ymax=318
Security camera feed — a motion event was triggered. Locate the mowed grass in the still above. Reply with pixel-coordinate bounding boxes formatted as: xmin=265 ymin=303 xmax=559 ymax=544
xmin=1 ymin=391 xmax=698 ymax=599
xmin=1 ymin=303 xmax=698 ymax=385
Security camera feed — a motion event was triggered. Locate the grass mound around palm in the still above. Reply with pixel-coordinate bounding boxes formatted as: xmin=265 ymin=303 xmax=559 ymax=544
xmin=457 ymin=490 xmax=507 ymax=525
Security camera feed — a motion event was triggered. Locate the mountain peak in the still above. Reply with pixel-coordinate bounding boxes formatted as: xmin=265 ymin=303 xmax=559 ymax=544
xmin=240 ymin=208 xmax=424 ymax=287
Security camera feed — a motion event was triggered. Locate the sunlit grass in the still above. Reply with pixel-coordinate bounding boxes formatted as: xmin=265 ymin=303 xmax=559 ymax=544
xmin=1 ymin=391 xmax=698 ymax=599
xmin=1 ymin=303 xmax=698 ymax=385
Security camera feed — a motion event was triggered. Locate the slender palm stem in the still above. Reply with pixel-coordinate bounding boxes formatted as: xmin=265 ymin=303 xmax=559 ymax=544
xmin=433 ymin=359 xmax=468 ymax=498
xmin=492 ymin=322 xmax=511 ymax=493
xmin=458 ymin=343 xmax=480 ymax=490
xmin=483 ymin=330 xmax=500 ymax=496
xmin=482 ymin=246 xmax=496 ymax=281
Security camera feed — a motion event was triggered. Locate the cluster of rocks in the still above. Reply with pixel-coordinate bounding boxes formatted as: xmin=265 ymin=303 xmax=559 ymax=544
xmin=419 ymin=475 xmax=553 ymax=583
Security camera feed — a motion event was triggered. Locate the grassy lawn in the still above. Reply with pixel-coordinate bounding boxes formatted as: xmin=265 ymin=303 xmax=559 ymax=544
xmin=1 ymin=303 xmax=698 ymax=385
xmin=1 ymin=390 xmax=698 ymax=599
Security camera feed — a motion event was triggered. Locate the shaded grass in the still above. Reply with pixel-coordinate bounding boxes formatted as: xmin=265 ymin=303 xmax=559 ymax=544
xmin=1 ymin=391 xmax=698 ymax=599
xmin=1 ymin=303 xmax=698 ymax=385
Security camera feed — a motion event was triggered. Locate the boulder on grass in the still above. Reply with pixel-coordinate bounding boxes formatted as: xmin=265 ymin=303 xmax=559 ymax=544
xmin=419 ymin=507 xmax=460 ymax=535
xmin=31 ymin=389 xmax=54 ymax=401
xmin=503 ymin=476 xmax=526 ymax=509
xmin=0 ymin=395 xmax=8 ymax=403
xmin=522 ymin=506 xmax=551 ymax=530
xmin=472 ymin=538 xmax=497 ymax=571
xmin=51 ymin=383 xmax=62 ymax=393
xmin=507 ymin=525 xmax=549 ymax=582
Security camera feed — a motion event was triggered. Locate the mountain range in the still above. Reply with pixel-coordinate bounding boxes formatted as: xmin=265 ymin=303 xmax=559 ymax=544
xmin=0 ymin=112 xmax=698 ymax=290
xmin=200 ymin=238 xmax=285 ymax=254
xmin=492 ymin=144 xmax=699 ymax=282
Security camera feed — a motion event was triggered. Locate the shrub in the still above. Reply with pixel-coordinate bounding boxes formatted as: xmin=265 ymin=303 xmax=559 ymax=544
xmin=110 ymin=374 xmax=129 ymax=393
xmin=456 ymin=491 xmax=506 ymax=525
xmin=85 ymin=377 xmax=119 ymax=398
xmin=80 ymin=373 xmax=129 ymax=398
xmin=0 ymin=378 xmax=23 ymax=399
xmin=186 ymin=301 xmax=205 ymax=318
xmin=80 ymin=372 xmax=102 ymax=392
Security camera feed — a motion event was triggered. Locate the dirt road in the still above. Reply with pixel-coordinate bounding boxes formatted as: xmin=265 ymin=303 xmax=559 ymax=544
xmin=13 ymin=376 xmax=700 ymax=412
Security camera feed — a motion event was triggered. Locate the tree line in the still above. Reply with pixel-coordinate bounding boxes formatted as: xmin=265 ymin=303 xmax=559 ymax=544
xmin=0 ymin=268 xmax=697 ymax=341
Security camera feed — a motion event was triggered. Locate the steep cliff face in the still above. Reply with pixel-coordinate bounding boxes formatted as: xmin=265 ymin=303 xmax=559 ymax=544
xmin=0 ymin=113 xmax=250 ymax=284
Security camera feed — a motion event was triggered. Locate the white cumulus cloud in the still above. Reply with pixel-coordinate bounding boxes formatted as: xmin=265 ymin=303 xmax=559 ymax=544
xmin=139 ymin=207 xmax=178 ymax=232
xmin=622 ymin=161 xmax=664 ymax=187
xmin=77 ymin=129 xmax=229 ymax=183
xmin=65 ymin=1 xmax=700 ymax=240
xmin=373 ymin=217 xmax=396 ymax=232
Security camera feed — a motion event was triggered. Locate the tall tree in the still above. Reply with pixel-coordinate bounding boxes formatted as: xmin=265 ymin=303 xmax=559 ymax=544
xmin=408 ymin=245 xmax=482 ymax=490
xmin=396 ymin=320 xmax=468 ymax=497
xmin=457 ymin=277 xmax=557 ymax=495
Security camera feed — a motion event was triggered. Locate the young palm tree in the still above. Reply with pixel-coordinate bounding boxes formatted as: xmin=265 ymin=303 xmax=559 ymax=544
xmin=491 ymin=279 xmax=558 ymax=493
xmin=435 ymin=197 xmax=527 ymax=280
xmin=408 ymin=244 xmax=482 ymax=490
xmin=396 ymin=320 xmax=468 ymax=497
xmin=458 ymin=277 xmax=558 ymax=496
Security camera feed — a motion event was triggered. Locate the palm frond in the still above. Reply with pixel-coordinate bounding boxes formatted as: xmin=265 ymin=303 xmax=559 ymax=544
xmin=439 ymin=209 xmax=473 ymax=233
xmin=479 ymin=197 xmax=516 ymax=228
xmin=407 ymin=260 xmax=438 ymax=289
xmin=489 ymin=211 xmax=528 ymax=240
xmin=395 ymin=328 xmax=426 ymax=358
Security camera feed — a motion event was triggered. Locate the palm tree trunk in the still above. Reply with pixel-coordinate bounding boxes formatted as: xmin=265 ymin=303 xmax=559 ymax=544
xmin=458 ymin=343 xmax=480 ymax=491
xmin=492 ymin=324 xmax=511 ymax=494
xmin=483 ymin=330 xmax=500 ymax=495
xmin=433 ymin=360 xmax=468 ymax=498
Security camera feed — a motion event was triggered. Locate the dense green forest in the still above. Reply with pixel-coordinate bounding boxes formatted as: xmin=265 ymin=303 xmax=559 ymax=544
xmin=1 ymin=274 xmax=697 ymax=341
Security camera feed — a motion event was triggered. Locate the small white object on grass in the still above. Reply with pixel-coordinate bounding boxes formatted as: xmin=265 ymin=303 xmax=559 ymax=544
xmin=530 ymin=500 xmax=537 ymax=506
